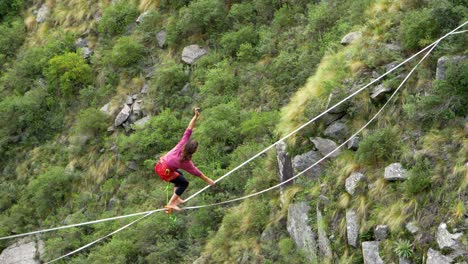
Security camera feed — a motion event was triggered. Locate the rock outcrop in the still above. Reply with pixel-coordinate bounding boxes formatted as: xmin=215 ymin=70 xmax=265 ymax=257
xmin=345 ymin=172 xmax=365 ymax=196
xmin=324 ymin=121 xmax=348 ymax=142
xmin=292 ymin=151 xmax=324 ymax=179
xmin=362 ymin=241 xmax=384 ymax=264
xmin=276 ymin=141 xmax=293 ymax=204
xmin=182 ymin=45 xmax=208 ymax=65
xmin=316 ymin=205 xmax=332 ymax=259
xmin=346 ymin=209 xmax=359 ymax=247
xmin=341 ymin=31 xmax=362 ymax=45
xmin=0 ymin=238 xmax=44 ymax=264
xmin=426 ymin=248 xmax=451 ymax=264
xmin=287 ymin=202 xmax=317 ymax=263
xmin=114 ymin=104 xmax=131 ymax=127
xmin=436 ymin=55 xmax=466 ymax=80
xmin=310 ymin=137 xmax=340 ymax=158
xmin=157 ymin=30 xmax=167 ymax=48
xmin=384 ymin=163 xmax=408 ymax=181
xmin=374 ymin=225 xmax=389 ymax=241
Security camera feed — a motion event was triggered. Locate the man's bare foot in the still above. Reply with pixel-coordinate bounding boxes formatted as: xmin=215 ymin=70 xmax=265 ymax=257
xmin=178 ymin=197 xmax=186 ymax=204
xmin=166 ymin=204 xmax=181 ymax=211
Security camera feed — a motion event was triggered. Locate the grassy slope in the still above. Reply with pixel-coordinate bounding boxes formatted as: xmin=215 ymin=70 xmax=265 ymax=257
xmin=0 ymin=0 xmax=466 ymax=263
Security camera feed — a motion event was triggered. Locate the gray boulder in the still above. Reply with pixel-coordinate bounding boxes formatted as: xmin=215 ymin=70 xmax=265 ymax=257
xmin=287 ymin=202 xmax=317 ymax=263
xmin=385 ymin=61 xmax=399 ymax=73
xmin=36 ymin=4 xmax=49 ymax=23
xmin=132 ymin=101 xmax=142 ymax=116
xmin=182 ymin=45 xmax=208 ymax=65
xmin=80 ymin=47 xmax=93 ymax=60
xmin=321 ymin=112 xmax=345 ymax=125
xmin=345 ymin=172 xmax=365 ymax=195
xmin=374 ymin=225 xmax=389 ymax=241
xmin=157 ymin=30 xmax=167 ymax=48
xmin=292 ymin=150 xmax=324 ymax=179
xmin=135 ymin=11 xmax=150 ymax=24
xmin=341 ymin=31 xmax=362 ymax=45
xmin=0 ymin=238 xmax=44 ymax=264
xmin=362 ymin=241 xmax=384 ymax=264
xmin=371 ymin=84 xmax=393 ymax=101
xmin=406 ymin=222 xmax=420 ymax=234
xmin=75 ymin=38 xmax=89 ymax=48
xmin=347 ymin=136 xmax=360 ymax=150
xmin=276 ymin=141 xmax=293 ymax=204
xmin=436 ymin=222 xmax=463 ymax=250
xmin=310 ymin=137 xmax=340 ymax=158
xmin=426 ymin=248 xmax=451 ymax=264
xmin=399 ymin=257 xmax=412 ymax=264
xmin=114 ymin=104 xmax=131 ymax=127
xmin=141 ymin=84 xmax=149 ymax=94
xmin=134 ymin=116 xmax=151 ymax=128
xmin=384 ymin=163 xmax=408 ymax=181
xmin=324 ymin=122 xmax=348 ymax=142
xmin=100 ymin=103 xmax=112 ymax=116
xmin=385 ymin=43 xmax=401 ymax=52
xmin=346 ymin=209 xmax=359 ymax=247
xmin=125 ymin=95 xmax=134 ymax=105
xmin=436 ymin=55 xmax=466 ymax=80
xmin=316 ymin=205 xmax=332 ymax=259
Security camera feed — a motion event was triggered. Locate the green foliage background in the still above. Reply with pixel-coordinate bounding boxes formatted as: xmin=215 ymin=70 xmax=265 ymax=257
xmin=0 ymin=0 xmax=466 ymax=263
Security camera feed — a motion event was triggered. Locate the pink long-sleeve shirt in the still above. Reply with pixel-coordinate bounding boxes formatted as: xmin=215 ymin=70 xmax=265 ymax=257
xmin=162 ymin=128 xmax=202 ymax=177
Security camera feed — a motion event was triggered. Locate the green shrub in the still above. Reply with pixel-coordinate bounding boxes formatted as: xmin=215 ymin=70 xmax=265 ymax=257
xmin=167 ymin=0 xmax=226 ymax=44
xmin=1 ymin=32 xmax=74 ymax=93
xmin=272 ymin=4 xmax=296 ymax=29
xmin=399 ymin=6 xmax=461 ymax=50
xmin=148 ymin=61 xmax=189 ymax=110
xmin=45 ymin=52 xmax=92 ymax=98
xmin=403 ymin=60 xmax=467 ymax=127
xmin=356 ymin=128 xmax=400 ymax=165
xmin=227 ymin=2 xmax=256 ymax=26
xmin=110 ymin=36 xmax=144 ymax=67
xmin=98 ymin=1 xmax=139 ymax=36
xmin=196 ymin=100 xmax=243 ymax=147
xmin=117 ymin=110 xmax=185 ymax=161
xmin=404 ymin=158 xmax=432 ymax=195
xmin=0 ymin=0 xmax=24 ymax=21
xmin=220 ymin=24 xmax=258 ymax=56
xmin=0 ymin=18 xmax=25 ymax=61
xmin=240 ymin=111 xmax=279 ymax=140
xmin=135 ymin=10 xmax=162 ymax=45
xmin=25 ymin=167 xmax=75 ymax=218
xmin=0 ymin=88 xmax=63 ymax=154
xmin=199 ymin=60 xmax=238 ymax=102
xmin=393 ymin=240 xmax=414 ymax=259
xmin=76 ymin=108 xmax=109 ymax=135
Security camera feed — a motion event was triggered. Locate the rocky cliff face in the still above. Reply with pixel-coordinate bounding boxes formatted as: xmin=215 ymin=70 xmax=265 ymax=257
xmin=0 ymin=238 xmax=44 ymax=264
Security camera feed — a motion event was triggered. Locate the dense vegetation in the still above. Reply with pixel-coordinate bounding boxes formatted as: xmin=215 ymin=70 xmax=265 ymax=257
xmin=0 ymin=0 xmax=466 ymax=263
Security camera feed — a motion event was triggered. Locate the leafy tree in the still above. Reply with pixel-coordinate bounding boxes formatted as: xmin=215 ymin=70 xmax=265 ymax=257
xmin=220 ymin=24 xmax=258 ymax=56
xmin=0 ymin=18 xmax=25 ymax=62
xmin=98 ymin=1 xmax=139 ymax=36
xmin=148 ymin=60 xmax=189 ymax=110
xmin=25 ymin=167 xmax=75 ymax=218
xmin=76 ymin=108 xmax=109 ymax=136
xmin=0 ymin=0 xmax=23 ymax=21
xmin=110 ymin=36 xmax=144 ymax=67
xmin=167 ymin=0 xmax=227 ymax=44
xmin=45 ymin=52 xmax=92 ymax=98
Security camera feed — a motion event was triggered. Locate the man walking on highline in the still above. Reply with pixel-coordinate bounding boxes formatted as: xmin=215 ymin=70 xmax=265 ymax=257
xmin=155 ymin=108 xmax=215 ymax=211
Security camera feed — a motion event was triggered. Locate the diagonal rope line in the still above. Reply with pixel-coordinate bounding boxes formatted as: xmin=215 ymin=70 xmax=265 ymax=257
xmin=1 ymin=21 xmax=466 ymax=243
xmin=46 ymin=21 xmax=452 ymax=263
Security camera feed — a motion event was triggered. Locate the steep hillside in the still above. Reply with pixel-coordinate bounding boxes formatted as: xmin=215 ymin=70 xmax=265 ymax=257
xmin=0 ymin=0 xmax=466 ymax=263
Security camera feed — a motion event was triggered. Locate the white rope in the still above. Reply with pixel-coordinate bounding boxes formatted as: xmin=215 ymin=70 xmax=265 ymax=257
xmin=1 ymin=20 xmax=466 ymax=243
xmin=46 ymin=21 xmax=462 ymax=263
